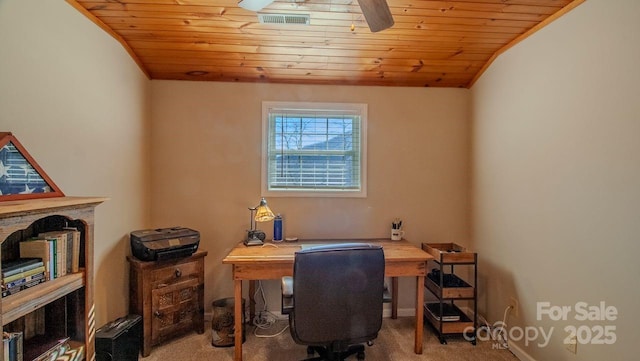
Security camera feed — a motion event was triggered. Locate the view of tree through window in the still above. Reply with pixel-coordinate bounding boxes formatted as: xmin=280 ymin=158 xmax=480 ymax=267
xmin=262 ymin=102 xmax=367 ymax=197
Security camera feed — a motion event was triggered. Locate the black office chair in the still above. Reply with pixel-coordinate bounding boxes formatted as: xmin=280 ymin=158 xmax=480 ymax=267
xmin=281 ymin=243 xmax=385 ymax=361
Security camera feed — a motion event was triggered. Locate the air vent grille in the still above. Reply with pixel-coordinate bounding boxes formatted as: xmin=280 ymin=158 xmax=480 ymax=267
xmin=258 ymin=13 xmax=310 ymax=25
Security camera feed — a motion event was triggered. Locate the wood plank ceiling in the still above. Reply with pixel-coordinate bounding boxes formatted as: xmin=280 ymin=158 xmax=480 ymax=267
xmin=68 ymin=0 xmax=583 ymax=88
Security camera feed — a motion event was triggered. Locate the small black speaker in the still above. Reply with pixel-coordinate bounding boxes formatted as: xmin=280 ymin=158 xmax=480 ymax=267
xmin=95 ymin=314 xmax=142 ymax=361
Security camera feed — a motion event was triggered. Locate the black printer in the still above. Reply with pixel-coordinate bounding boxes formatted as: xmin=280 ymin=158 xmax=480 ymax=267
xmin=130 ymin=227 xmax=199 ymax=261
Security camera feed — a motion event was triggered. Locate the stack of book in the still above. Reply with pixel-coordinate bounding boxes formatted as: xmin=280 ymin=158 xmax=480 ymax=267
xmin=1 ymin=227 xmax=81 ymax=298
xmin=1 ymin=258 xmax=46 ymax=298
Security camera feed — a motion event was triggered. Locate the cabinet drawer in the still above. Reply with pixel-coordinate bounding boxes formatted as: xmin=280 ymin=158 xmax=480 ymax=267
xmin=150 ymin=260 xmax=200 ymax=286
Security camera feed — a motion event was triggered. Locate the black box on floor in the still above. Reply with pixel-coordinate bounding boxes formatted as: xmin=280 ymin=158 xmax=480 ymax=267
xmin=96 ymin=314 xmax=142 ymax=361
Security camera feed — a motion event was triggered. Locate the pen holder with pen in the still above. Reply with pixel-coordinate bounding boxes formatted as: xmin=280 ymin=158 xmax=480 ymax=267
xmin=391 ymin=219 xmax=403 ymax=240
xmin=391 ymin=229 xmax=404 ymax=241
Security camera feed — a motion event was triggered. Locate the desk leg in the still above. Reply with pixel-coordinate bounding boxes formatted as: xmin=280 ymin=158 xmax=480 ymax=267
xmin=234 ymin=279 xmax=243 ymax=361
xmin=391 ymin=277 xmax=398 ymax=319
xmin=249 ymin=280 xmax=256 ymax=323
xmin=414 ymin=275 xmax=425 ymax=354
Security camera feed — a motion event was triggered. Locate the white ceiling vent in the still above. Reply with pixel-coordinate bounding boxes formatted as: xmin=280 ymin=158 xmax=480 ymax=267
xmin=258 ymin=13 xmax=310 ymax=25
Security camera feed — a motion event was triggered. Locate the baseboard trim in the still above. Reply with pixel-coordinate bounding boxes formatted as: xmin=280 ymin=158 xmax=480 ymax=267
xmin=384 ymin=307 xmax=415 ymax=318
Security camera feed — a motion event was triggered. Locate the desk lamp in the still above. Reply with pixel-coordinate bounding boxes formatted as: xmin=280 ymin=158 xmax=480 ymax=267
xmin=245 ymin=197 xmax=275 ymax=246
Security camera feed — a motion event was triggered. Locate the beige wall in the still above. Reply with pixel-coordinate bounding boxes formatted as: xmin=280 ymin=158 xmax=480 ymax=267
xmin=150 ymin=81 xmax=471 ymax=311
xmin=0 ymin=1 xmax=151 ymax=326
xmin=471 ymin=0 xmax=640 ymax=359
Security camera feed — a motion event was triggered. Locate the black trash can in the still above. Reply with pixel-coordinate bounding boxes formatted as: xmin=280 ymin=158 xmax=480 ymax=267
xmin=211 ymin=298 xmax=246 ymax=347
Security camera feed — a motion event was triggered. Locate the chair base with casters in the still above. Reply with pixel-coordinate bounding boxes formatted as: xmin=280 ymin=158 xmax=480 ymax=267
xmin=304 ymin=343 xmax=366 ymax=361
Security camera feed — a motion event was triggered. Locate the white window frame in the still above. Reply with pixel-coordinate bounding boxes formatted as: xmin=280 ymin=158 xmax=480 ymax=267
xmin=261 ymin=101 xmax=367 ymax=198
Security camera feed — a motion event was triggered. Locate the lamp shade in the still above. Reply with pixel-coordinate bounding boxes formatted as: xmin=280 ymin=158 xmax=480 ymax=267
xmin=254 ymin=198 xmax=275 ymax=222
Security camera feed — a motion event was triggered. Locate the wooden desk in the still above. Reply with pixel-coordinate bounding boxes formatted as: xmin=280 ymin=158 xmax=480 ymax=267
xmin=222 ymin=239 xmax=433 ymax=361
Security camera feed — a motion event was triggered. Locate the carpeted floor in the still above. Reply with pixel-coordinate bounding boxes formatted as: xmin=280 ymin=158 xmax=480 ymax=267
xmin=142 ymin=317 xmax=518 ymax=361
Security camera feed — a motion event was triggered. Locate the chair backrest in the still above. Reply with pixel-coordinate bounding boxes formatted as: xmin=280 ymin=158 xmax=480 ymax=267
xmin=290 ymin=243 xmax=385 ymax=346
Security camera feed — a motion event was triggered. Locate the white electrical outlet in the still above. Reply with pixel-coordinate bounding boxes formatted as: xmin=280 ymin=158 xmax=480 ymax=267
xmin=565 ymin=334 xmax=577 ymax=354
xmin=509 ymin=297 xmax=519 ymax=317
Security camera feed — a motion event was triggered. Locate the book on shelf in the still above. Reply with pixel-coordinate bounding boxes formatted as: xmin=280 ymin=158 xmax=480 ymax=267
xmin=25 ymin=236 xmax=57 ymax=278
xmin=4 ymin=271 xmax=45 ymax=289
xmin=2 ymin=272 xmax=46 ymax=298
xmin=64 ymin=231 xmax=72 ymax=274
xmin=19 ymin=239 xmax=53 ymax=281
xmin=63 ymin=227 xmax=81 ymax=274
xmin=3 ymin=266 xmax=45 ymax=284
xmin=39 ymin=230 xmax=67 ymax=278
xmin=3 ymin=331 xmax=23 ymax=361
xmin=2 ymin=258 xmax=43 ymax=278
xmin=49 ymin=237 xmax=57 ymax=279
xmin=39 ymin=228 xmax=81 ymax=276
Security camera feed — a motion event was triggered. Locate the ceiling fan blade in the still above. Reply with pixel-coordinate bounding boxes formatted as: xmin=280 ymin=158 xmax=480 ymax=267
xmin=238 ymin=0 xmax=275 ymax=11
xmin=358 ymin=0 xmax=395 ymax=32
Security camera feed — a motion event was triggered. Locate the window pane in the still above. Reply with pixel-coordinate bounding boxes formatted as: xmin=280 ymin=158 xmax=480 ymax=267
xmin=271 ymin=154 xmax=358 ymax=189
xmin=263 ymin=102 xmax=366 ymax=197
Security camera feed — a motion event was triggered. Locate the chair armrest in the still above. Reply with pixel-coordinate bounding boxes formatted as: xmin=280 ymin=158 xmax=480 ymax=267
xmin=281 ymin=276 xmax=294 ymax=314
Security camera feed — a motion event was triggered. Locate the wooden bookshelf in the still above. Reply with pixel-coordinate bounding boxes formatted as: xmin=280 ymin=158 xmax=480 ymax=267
xmin=0 ymin=197 xmax=106 ymax=361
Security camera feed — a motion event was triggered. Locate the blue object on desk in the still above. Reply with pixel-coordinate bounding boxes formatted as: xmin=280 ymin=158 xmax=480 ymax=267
xmin=273 ymin=214 xmax=282 ymax=241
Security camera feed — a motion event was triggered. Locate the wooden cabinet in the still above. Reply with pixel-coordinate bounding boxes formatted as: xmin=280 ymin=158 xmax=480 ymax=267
xmin=422 ymin=243 xmax=477 ymax=345
xmin=0 ymin=196 xmax=106 ymax=361
xmin=128 ymin=251 xmax=207 ymax=357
